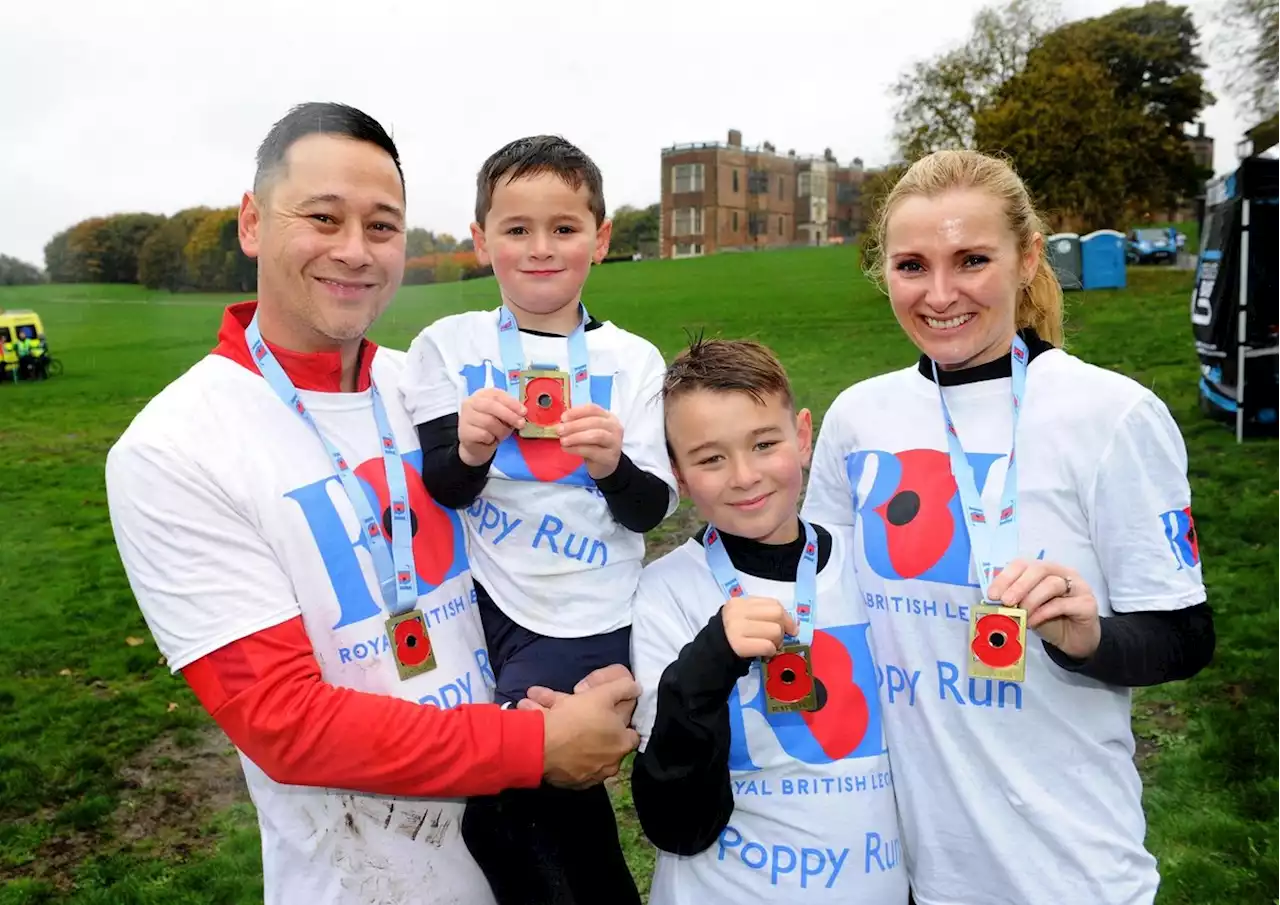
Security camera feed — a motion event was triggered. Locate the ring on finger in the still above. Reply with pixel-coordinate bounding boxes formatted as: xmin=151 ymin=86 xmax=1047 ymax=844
xmin=1061 ymin=574 xmax=1073 ymax=596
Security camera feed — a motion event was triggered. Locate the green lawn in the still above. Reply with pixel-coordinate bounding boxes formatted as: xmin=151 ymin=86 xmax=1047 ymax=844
xmin=0 ymin=246 xmax=1274 ymax=903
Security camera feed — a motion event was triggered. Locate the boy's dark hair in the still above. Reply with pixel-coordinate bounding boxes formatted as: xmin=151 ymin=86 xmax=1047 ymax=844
xmin=474 ymin=135 xmax=606 ymax=226
xmin=662 ymin=335 xmax=796 ymax=412
xmin=254 ymin=102 xmax=404 ymax=198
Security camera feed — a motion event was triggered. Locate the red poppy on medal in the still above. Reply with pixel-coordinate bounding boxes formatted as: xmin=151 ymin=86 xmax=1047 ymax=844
xmin=766 ymin=651 xmax=814 ymax=703
xmin=393 ymin=617 xmax=432 ymax=667
xmin=971 ymin=612 xmax=1024 ymax=668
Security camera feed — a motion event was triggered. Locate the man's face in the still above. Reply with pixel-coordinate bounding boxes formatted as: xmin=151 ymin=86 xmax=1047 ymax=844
xmin=239 ymin=133 xmax=406 ymax=349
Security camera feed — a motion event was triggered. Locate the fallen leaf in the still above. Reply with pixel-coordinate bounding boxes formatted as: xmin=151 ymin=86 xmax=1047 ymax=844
xmin=157 ymin=656 xmax=167 ymax=666
xmin=58 ymin=669 xmax=72 ymax=677
xmin=125 ymin=637 xmax=145 ymax=647
xmin=167 ymin=702 xmax=179 ymax=713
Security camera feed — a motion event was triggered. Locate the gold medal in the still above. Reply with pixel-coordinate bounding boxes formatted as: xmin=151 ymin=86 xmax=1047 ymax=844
xmin=386 ymin=609 xmax=437 ymax=681
xmin=764 ymin=642 xmax=819 ymax=713
xmin=968 ymin=603 xmax=1027 ymax=683
xmin=517 ymin=368 xmax=571 ymax=438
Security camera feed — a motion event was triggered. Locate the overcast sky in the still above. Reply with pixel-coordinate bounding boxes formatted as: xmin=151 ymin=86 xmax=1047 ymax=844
xmin=0 ymin=0 xmax=1250 ymax=268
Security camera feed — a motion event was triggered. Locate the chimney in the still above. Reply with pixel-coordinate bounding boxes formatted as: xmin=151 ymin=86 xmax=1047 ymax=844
xmin=824 ymin=147 xmax=834 ymax=161
xmin=727 ymin=129 xmax=742 ymax=147
xmin=1197 ymin=122 xmax=1206 ymax=138
xmin=787 ymin=149 xmax=795 ymax=157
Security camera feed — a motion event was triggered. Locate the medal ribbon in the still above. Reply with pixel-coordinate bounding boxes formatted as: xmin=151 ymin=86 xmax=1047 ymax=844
xmin=703 ymin=520 xmax=819 ymax=645
xmin=496 ymin=302 xmax=592 ymax=407
xmin=246 ymin=314 xmax=418 ymax=616
xmin=930 ymin=334 xmax=1029 ymax=595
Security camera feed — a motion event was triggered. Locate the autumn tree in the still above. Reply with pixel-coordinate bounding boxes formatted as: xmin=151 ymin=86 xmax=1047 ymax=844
xmin=138 ymin=207 xmax=213 ymax=290
xmin=891 ymin=0 xmax=1062 ymax=159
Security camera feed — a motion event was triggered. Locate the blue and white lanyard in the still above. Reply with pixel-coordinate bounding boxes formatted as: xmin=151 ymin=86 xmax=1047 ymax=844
xmin=246 ymin=314 xmax=417 ymax=616
xmin=930 ymin=335 xmax=1029 ymax=595
xmin=703 ymin=520 xmax=820 ymax=645
xmin=496 ymin=302 xmax=591 ymax=407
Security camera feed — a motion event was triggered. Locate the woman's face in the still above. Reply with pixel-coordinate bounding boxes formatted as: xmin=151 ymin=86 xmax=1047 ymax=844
xmin=883 ymin=188 xmax=1039 ymax=370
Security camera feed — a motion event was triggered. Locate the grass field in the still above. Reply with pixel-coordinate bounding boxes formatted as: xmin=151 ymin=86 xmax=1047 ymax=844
xmin=0 ymin=246 xmax=1275 ymax=904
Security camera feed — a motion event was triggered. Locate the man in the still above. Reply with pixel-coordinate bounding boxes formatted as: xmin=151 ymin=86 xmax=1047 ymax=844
xmin=105 ymin=102 xmax=640 ymax=905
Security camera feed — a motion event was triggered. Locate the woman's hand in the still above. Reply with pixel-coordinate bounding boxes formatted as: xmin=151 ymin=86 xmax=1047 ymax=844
xmin=986 ymin=559 xmax=1101 ymax=660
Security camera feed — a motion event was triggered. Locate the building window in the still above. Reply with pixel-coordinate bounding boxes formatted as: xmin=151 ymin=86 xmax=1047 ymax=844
xmin=732 ymin=211 xmax=739 ymax=232
xmin=748 ymin=170 xmax=769 ymax=194
xmin=797 ymin=172 xmax=811 ymax=196
xmin=778 ymin=217 xmax=783 ymax=236
xmin=673 ymin=243 xmax=704 ymax=258
xmin=778 ymin=176 xmax=785 ymax=199
xmin=732 ymin=169 xmax=740 ymax=192
xmin=749 ymin=212 xmax=768 ymax=236
xmin=671 ymin=164 xmax=705 ymax=194
xmin=673 ymin=207 xmax=704 ymax=236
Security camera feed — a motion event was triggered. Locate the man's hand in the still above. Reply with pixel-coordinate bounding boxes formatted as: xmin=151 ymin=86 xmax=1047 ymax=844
xmin=523 ymin=663 xmax=637 ymax=723
xmin=524 ymin=675 xmax=640 ymax=789
xmin=721 ymin=596 xmax=797 ymax=660
xmin=458 ymin=389 xmax=525 ymax=466
xmin=987 ymin=558 xmax=1101 ymax=660
xmin=556 ymin=404 xmax=623 ymax=479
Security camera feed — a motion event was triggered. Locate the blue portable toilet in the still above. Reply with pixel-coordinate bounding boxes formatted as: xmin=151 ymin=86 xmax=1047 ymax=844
xmin=1080 ymin=229 xmax=1127 ymax=290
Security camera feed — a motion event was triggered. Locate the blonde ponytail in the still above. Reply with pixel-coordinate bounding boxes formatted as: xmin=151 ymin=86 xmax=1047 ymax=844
xmin=1017 ymin=253 xmax=1064 ymax=347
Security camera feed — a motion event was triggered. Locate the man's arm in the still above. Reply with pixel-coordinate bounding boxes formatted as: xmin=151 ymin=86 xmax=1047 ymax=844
xmin=106 ymin=432 xmax=543 ymax=798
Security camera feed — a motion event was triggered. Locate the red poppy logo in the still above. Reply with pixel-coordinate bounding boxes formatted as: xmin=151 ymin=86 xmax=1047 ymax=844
xmin=971 ymin=613 xmax=1023 ymax=668
xmin=393 ymin=619 xmax=431 ymax=667
xmin=766 ymin=651 xmax=814 ymax=703
xmin=336 ymin=457 xmax=348 ymax=470
xmin=393 ymin=501 xmax=406 ymax=515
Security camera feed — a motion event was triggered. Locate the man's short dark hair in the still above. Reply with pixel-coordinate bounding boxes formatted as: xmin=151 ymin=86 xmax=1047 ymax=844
xmin=474 ymin=135 xmax=605 ymax=226
xmin=254 ymin=102 xmax=404 ymax=198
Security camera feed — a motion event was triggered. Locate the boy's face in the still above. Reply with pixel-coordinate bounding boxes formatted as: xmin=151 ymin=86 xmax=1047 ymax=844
xmin=667 ymin=388 xmax=813 ymax=544
xmin=472 ymin=170 xmax=612 ymax=319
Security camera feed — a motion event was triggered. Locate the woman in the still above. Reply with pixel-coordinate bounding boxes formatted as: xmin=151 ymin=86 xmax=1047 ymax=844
xmin=802 ymin=149 xmax=1214 ymax=905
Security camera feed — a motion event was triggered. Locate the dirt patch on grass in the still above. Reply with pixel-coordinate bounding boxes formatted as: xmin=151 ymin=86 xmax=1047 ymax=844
xmin=1133 ymin=699 xmax=1188 ymax=768
xmin=644 ymin=504 xmax=703 ymax=563
xmin=0 ymin=725 xmax=248 ymax=890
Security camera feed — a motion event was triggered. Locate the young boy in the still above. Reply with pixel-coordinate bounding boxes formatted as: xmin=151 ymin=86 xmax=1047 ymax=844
xmin=629 ymin=338 xmax=907 ymax=904
xmin=401 ymin=135 xmax=677 ymax=904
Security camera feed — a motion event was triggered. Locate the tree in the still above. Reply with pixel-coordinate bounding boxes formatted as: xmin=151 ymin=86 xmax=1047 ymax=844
xmin=435 ymin=233 xmax=458 ymax=252
xmin=890 ymin=0 xmax=1062 ymax=159
xmin=139 ymin=207 xmax=212 ymax=291
xmin=608 ymin=204 xmax=660 ymax=256
xmin=405 ymin=227 xmax=435 ymax=258
xmin=1212 ymin=0 xmax=1279 ymax=120
xmin=184 ymin=208 xmax=255 ymax=292
xmin=44 ymin=230 xmax=77 ymax=283
xmin=978 ymin=2 xmax=1213 ymax=225
xmin=975 ymin=53 xmax=1171 ymax=227
xmin=0 ymin=255 xmax=44 ymax=285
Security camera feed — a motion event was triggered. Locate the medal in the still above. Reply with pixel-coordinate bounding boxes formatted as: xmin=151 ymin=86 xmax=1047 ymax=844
xmin=247 ymin=314 xmax=435 ymax=681
xmin=386 ymin=610 xmax=437 ymax=680
xmin=931 ymin=335 xmax=1030 ymax=683
xmin=968 ymin=602 xmax=1028 ymax=682
xmin=764 ymin=642 xmax=819 ymax=713
xmin=517 ymin=368 xmax=571 ymax=439
xmin=705 ymin=521 xmax=821 ymax=713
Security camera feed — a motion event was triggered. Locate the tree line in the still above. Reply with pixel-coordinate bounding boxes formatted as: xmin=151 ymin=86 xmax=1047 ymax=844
xmin=883 ymin=0 xmax=1262 ymax=231
xmin=17 ymin=202 xmax=660 ymax=292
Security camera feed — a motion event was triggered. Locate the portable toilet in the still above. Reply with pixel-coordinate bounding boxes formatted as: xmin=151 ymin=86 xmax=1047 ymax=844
xmin=1080 ymin=229 xmax=1127 ymax=290
xmin=1045 ymin=233 xmax=1082 ymax=290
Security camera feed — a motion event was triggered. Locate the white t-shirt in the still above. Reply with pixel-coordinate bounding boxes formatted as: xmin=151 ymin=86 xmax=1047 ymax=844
xmin=105 ymin=350 xmax=499 ymax=905
xmin=631 ymin=528 xmax=908 ymax=905
xmin=802 ymin=349 xmax=1207 ymax=905
xmin=401 ymin=308 xmax=678 ymax=638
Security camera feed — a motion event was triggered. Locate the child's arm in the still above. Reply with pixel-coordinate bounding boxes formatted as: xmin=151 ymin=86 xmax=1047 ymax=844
xmin=631 ymin=580 xmax=796 ymax=855
xmin=402 ymin=328 xmax=525 ymax=509
xmin=559 ymin=341 xmax=677 ymax=532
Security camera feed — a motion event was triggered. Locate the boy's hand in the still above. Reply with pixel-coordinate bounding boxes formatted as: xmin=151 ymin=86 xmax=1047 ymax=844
xmin=721 ymin=596 xmax=798 ymax=660
xmin=557 ymin=404 xmax=623 ymax=479
xmin=458 ymin=389 xmax=526 ymax=466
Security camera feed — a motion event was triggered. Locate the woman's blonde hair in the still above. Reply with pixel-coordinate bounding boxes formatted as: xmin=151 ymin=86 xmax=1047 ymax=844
xmin=864 ymin=149 xmax=1064 ymax=347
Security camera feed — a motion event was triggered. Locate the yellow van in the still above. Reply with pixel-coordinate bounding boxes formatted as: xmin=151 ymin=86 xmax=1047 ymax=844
xmin=0 ymin=309 xmax=59 ymax=381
